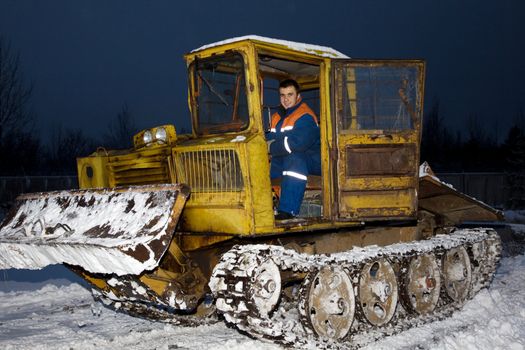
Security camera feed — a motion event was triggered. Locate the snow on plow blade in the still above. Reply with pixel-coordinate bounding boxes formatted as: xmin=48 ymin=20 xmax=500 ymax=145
xmin=0 ymin=184 xmax=190 ymax=276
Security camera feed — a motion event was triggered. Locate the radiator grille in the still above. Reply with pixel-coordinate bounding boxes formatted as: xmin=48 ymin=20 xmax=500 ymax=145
xmin=175 ymin=149 xmax=244 ymax=193
xmin=108 ymin=151 xmax=171 ymax=187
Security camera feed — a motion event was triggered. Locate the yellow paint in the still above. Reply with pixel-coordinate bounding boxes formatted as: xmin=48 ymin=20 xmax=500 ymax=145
xmin=77 ymin=154 xmax=109 ymax=189
xmin=341 ymin=176 xmax=416 ymax=191
xmin=167 ymin=239 xmax=188 ymax=269
xmin=341 ymin=189 xmax=415 ymax=208
xmin=319 ymin=60 xmax=334 ymax=218
xmin=80 ymin=272 xmax=108 ymax=290
xmin=346 ymin=68 xmax=358 ymax=129
xmin=338 ymin=133 xmax=419 ymax=144
xmin=340 ymin=188 xmax=415 ymax=219
xmin=181 ymin=207 xmax=251 ymax=233
xmin=179 ymin=234 xmax=233 ymax=251
xmin=245 ymin=134 xmax=275 ymax=229
xmin=152 ymin=267 xmax=179 ymax=280
xmin=184 ymin=193 xmax=245 ymax=207
xmin=139 ymin=275 xmax=168 ymax=296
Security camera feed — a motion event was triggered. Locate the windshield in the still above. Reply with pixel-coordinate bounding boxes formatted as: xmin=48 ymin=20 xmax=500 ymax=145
xmin=191 ymin=53 xmax=249 ymax=135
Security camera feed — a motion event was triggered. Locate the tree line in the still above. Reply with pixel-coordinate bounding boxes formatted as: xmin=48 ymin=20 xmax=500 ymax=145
xmin=421 ymin=99 xmax=525 ymax=173
xmin=0 ymin=37 xmax=138 ymax=176
xmin=0 ymin=104 xmax=137 ymax=176
xmin=421 ymin=100 xmax=525 ymax=208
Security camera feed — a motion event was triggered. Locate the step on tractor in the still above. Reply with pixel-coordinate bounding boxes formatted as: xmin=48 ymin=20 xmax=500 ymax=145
xmin=0 ymin=36 xmax=503 ymax=347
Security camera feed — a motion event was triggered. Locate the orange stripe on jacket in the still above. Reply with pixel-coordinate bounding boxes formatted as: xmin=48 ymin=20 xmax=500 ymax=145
xmin=270 ymin=102 xmax=318 ymax=132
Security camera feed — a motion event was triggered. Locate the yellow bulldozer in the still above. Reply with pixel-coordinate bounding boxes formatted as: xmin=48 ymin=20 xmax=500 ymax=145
xmin=0 ymin=36 xmax=502 ymax=347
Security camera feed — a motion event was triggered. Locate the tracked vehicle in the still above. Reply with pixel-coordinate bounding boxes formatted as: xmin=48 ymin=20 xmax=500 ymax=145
xmin=0 ymin=36 xmax=503 ymax=347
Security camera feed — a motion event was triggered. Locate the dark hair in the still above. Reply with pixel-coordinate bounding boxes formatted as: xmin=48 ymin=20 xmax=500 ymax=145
xmin=279 ymin=79 xmax=300 ymax=92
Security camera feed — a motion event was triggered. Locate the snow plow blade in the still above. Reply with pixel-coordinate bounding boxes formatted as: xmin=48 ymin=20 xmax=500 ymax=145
xmin=418 ymin=163 xmax=503 ymax=223
xmin=0 ymin=184 xmax=190 ymax=276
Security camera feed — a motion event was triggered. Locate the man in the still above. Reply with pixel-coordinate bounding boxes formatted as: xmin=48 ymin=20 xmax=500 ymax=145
xmin=267 ymin=79 xmax=321 ymax=220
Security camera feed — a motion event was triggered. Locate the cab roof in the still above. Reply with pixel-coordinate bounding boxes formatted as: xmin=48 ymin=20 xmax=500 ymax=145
xmin=191 ymin=35 xmax=349 ymax=59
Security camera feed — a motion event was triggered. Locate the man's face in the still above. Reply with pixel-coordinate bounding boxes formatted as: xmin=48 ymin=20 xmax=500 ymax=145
xmin=279 ymin=86 xmax=300 ymax=109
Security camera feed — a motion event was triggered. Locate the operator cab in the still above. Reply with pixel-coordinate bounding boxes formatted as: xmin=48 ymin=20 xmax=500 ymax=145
xmin=184 ymin=36 xmax=425 ymax=234
xmin=258 ymin=54 xmax=323 ymax=220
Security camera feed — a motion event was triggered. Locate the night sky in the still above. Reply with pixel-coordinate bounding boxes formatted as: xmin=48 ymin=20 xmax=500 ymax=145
xmin=1 ymin=0 xmax=524 ymax=143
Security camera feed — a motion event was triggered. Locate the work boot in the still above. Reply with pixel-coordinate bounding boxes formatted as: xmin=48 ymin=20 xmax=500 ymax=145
xmin=275 ymin=211 xmax=295 ymax=220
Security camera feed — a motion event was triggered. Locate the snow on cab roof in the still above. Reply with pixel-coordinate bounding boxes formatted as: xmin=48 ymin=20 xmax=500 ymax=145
xmin=191 ymin=35 xmax=349 ymax=59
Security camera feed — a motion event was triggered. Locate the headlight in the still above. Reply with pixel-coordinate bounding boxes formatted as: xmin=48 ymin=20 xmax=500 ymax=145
xmin=143 ymin=130 xmax=153 ymax=144
xmin=155 ymin=127 xmax=167 ymax=143
xmin=133 ymin=125 xmax=176 ymax=149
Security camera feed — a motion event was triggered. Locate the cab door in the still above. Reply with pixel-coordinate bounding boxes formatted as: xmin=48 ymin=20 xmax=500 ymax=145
xmin=331 ymin=60 xmax=425 ymax=220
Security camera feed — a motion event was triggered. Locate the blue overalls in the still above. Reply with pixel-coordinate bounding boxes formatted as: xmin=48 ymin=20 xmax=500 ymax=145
xmin=267 ymin=99 xmax=321 ymax=216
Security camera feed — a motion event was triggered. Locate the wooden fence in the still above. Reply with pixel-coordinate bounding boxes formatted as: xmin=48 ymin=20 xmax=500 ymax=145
xmin=436 ymin=173 xmax=509 ymax=209
xmin=0 ymin=173 xmax=514 ymax=209
xmin=0 ymin=176 xmax=78 ymax=206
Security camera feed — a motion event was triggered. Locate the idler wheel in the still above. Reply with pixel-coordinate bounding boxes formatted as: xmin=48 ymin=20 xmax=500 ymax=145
xmin=404 ymin=254 xmax=441 ymax=314
xmin=359 ymin=259 xmax=398 ymax=326
xmin=247 ymin=257 xmax=282 ymax=317
xmin=305 ymin=266 xmax=355 ymax=340
xmin=443 ymin=246 xmax=472 ymax=302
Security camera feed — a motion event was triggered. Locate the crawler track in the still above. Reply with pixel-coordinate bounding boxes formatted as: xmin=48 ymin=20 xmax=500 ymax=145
xmin=209 ymin=228 xmax=501 ymax=348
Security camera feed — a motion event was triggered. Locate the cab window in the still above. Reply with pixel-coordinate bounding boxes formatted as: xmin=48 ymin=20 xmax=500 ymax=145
xmin=191 ymin=53 xmax=249 ymax=135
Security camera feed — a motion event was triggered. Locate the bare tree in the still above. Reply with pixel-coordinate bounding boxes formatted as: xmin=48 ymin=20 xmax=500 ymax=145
xmin=421 ymin=98 xmax=458 ymax=170
xmin=466 ymin=113 xmax=488 ymax=144
xmin=103 ymin=103 xmax=137 ymax=149
xmin=0 ymin=36 xmax=40 ymax=175
xmin=45 ymin=125 xmax=95 ymax=174
xmin=503 ymin=108 xmax=525 ymax=208
xmin=0 ymin=36 xmax=33 ymax=141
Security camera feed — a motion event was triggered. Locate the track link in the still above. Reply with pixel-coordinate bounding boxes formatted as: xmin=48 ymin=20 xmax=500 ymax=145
xmin=209 ymin=228 xmax=501 ymax=348
xmin=92 ymin=289 xmax=218 ymax=327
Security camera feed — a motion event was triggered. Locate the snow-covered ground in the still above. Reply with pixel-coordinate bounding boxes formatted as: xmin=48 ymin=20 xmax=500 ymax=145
xmin=0 ymin=222 xmax=524 ymax=349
